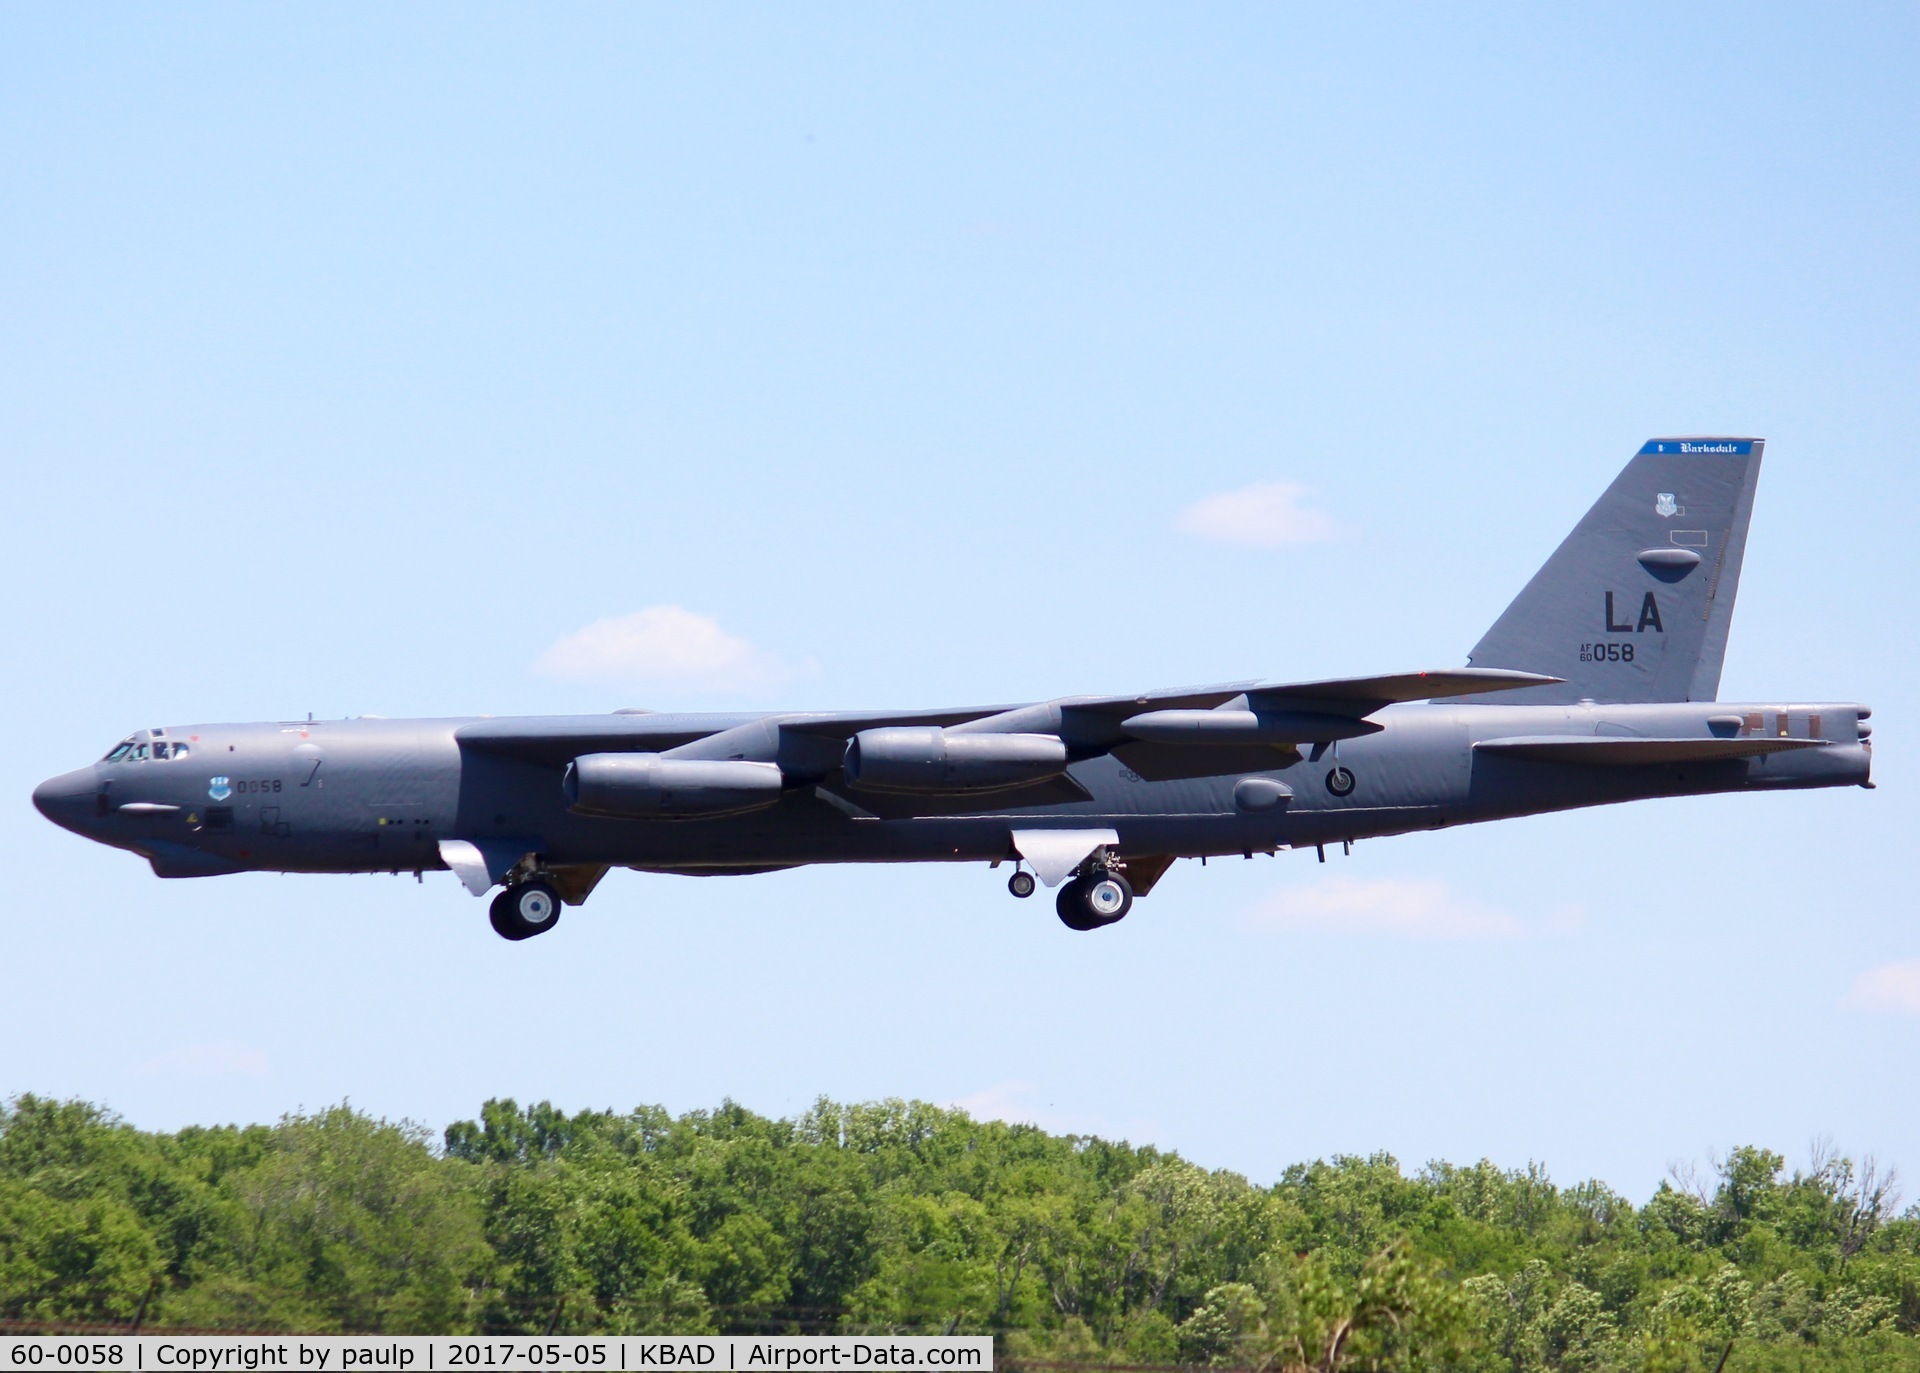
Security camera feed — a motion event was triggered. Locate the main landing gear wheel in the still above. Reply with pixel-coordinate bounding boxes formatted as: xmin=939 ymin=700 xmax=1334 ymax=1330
xmin=490 ymin=880 xmax=561 ymax=941
xmin=1056 ymin=873 xmax=1133 ymax=931
xmin=1008 ymin=870 xmax=1037 ymax=899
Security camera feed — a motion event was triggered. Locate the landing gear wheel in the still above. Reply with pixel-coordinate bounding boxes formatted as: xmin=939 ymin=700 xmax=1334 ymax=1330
xmin=1008 ymin=870 xmax=1037 ymax=899
xmin=1086 ymin=874 xmax=1132 ymax=921
xmin=488 ymin=899 xmax=519 ymax=940
xmin=1056 ymin=873 xmax=1132 ymax=931
xmin=1056 ymin=881 xmax=1101 ymax=932
xmin=489 ymin=880 xmax=561 ymax=941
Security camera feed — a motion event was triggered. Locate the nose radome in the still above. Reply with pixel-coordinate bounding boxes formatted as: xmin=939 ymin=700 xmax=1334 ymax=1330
xmin=32 ymin=768 xmax=98 ymax=833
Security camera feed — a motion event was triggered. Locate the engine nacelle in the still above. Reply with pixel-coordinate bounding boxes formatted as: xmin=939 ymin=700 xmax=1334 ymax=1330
xmin=843 ymin=727 xmax=1068 ymax=793
xmin=563 ymin=753 xmax=783 ymax=819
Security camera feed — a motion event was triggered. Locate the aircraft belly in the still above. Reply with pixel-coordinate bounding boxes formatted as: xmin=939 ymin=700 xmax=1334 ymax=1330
xmin=539 ymin=809 xmax=1265 ymax=869
xmin=1280 ymin=711 xmax=1471 ymax=826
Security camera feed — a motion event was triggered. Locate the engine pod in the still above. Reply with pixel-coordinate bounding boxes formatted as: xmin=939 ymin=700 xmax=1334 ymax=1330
xmin=564 ymin=753 xmax=784 ymax=819
xmin=843 ymin=728 xmax=1068 ymax=793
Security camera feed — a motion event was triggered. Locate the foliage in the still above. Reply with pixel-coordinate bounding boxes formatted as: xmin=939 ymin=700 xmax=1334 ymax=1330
xmin=2 ymin=1094 xmax=1917 ymax=1371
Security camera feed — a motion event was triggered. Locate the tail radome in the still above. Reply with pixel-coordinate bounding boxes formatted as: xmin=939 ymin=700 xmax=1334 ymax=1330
xmin=1461 ymin=437 xmax=1763 ymax=704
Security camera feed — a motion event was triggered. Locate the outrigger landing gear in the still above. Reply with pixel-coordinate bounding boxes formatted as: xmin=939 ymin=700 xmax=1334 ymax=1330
xmin=489 ymin=879 xmax=561 ymax=941
xmin=1055 ymin=859 xmax=1133 ymax=932
xmin=1008 ymin=869 xmax=1037 ymax=899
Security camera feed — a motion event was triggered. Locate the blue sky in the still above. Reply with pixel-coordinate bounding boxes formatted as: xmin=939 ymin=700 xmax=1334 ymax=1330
xmin=5 ymin=4 xmax=1916 ymax=1201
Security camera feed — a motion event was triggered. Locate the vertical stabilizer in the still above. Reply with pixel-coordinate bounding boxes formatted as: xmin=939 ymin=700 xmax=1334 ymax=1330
xmin=1462 ymin=438 xmax=1763 ymax=704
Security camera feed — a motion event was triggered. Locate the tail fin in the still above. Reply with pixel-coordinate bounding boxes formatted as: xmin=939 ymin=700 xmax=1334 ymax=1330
xmin=1462 ymin=437 xmax=1763 ymax=704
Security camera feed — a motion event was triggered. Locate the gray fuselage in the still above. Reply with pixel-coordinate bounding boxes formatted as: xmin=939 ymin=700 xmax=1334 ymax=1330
xmin=31 ymin=699 xmax=1872 ymax=885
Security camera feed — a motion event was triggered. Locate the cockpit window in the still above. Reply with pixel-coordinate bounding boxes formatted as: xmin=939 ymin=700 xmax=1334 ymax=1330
xmin=102 ymin=735 xmax=189 ymax=762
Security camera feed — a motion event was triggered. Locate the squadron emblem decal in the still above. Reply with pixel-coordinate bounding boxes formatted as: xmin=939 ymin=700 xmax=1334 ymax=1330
xmin=1655 ymin=492 xmax=1679 ymax=517
xmin=208 ymin=776 xmax=232 ymax=802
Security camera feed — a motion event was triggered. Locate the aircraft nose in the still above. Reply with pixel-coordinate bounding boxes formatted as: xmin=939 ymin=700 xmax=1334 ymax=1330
xmin=32 ymin=768 xmax=98 ymax=833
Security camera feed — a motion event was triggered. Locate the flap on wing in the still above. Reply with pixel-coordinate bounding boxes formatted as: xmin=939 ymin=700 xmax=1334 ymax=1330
xmin=1476 ymin=736 xmax=1828 ymax=766
xmin=950 ymin=684 xmax=1263 ymax=741
xmin=1112 ymin=739 xmax=1302 ymax=782
xmin=770 ymin=706 xmax=1023 ymax=739
xmin=1058 ymin=682 xmax=1263 ymax=718
xmin=456 ymin=715 xmax=737 ymax=764
xmin=811 ymin=771 xmax=1093 ymax=818
xmin=1248 ymin=669 xmax=1562 ymax=717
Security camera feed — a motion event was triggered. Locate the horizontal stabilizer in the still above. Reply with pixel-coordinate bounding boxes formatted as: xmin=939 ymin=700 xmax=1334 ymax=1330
xmin=1476 ymin=736 xmax=1828 ymax=766
xmin=1247 ymin=668 xmax=1561 ymax=716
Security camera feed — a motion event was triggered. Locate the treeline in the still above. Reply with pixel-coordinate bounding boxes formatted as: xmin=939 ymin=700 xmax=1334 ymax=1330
xmin=1 ymin=1095 xmax=1917 ymax=1372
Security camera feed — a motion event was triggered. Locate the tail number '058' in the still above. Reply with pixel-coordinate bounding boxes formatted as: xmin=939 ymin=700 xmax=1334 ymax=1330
xmin=232 ymin=779 xmax=282 ymax=794
xmin=1579 ymin=642 xmax=1635 ymax=663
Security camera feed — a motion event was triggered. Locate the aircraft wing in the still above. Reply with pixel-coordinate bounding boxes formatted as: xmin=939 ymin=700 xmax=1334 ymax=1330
xmin=1059 ymin=682 xmax=1265 ymax=716
xmin=1245 ymin=668 xmax=1561 ymax=715
xmin=456 ymin=714 xmax=743 ymax=764
xmin=456 ymin=705 xmax=1013 ymax=765
xmin=1475 ymin=736 xmax=1828 ymax=765
xmin=782 ymin=684 xmax=1262 ymax=740
xmin=454 ymin=670 xmax=1563 ymax=777
xmin=778 ymin=706 xmax=1038 ymax=738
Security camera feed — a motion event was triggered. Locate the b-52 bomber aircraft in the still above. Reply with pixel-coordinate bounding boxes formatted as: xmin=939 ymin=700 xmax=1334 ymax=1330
xmin=34 ymin=438 xmax=1871 ymax=940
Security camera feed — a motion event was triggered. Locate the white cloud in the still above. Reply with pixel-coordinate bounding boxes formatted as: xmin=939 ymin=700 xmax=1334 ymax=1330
xmin=134 ymin=1042 xmax=268 ymax=1079
xmin=948 ymin=1082 xmax=1158 ymax=1143
xmin=533 ymin=606 xmax=794 ymax=693
xmin=1842 ymin=961 xmax=1920 ymax=1015
xmin=1243 ymin=875 xmax=1553 ymax=940
xmin=1177 ymin=480 xmax=1343 ymax=548
xmin=949 ymin=1081 xmax=1051 ymax=1127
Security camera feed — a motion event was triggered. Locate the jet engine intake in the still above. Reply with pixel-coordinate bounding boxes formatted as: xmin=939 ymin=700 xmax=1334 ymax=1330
xmin=843 ymin=727 xmax=1068 ymax=793
xmin=564 ymin=753 xmax=784 ymax=819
